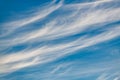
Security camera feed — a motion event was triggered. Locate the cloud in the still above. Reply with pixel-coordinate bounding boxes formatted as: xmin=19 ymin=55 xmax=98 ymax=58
xmin=0 ymin=0 xmax=120 ymax=79
xmin=96 ymin=72 xmax=120 ymax=80
xmin=0 ymin=0 xmax=63 ymax=37
xmin=0 ymin=26 xmax=120 ymax=74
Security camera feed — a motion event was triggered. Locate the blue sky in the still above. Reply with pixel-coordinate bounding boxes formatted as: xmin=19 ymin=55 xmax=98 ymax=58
xmin=0 ymin=0 xmax=120 ymax=80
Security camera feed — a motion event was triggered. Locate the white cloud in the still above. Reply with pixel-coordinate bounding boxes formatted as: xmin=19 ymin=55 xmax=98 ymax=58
xmin=0 ymin=0 xmax=120 ymax=76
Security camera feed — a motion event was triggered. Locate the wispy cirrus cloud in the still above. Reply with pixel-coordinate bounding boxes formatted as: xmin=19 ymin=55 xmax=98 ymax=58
xmin=96 ymin=72 xmax=120 ymax=80
xmin=0 ymin=0 xmax=120 ymax=80
xmin=0 ymin=0 xmax=63 ymax=37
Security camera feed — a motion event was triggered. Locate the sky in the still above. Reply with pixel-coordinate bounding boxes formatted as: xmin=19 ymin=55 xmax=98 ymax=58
xmin=0 ymin=0 xmax=120 ymax=80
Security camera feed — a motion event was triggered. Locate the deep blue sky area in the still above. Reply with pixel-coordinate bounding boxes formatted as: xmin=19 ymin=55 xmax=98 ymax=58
xmin=0 ymin=0 xmax=120 ymax=80
xmin=0 ymin=0 xmax=51 ymax=22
